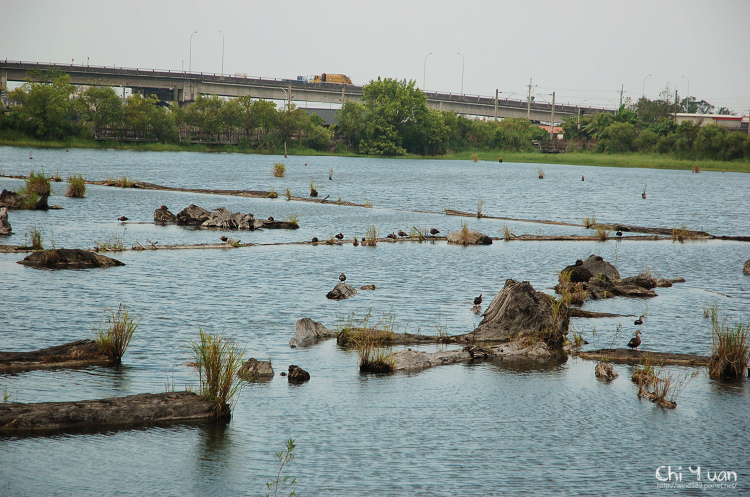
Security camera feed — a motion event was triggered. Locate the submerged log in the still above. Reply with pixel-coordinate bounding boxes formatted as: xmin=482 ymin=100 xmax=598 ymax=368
xmin=18 ymin=248 xmax=124 ymax=269
xmin=0 ymin=392 xmax=221 ymax=432
xmin=0 ymin=339 xmax=114 ymax=372
xmin=576 ymin=349 xmax=710 ymax=367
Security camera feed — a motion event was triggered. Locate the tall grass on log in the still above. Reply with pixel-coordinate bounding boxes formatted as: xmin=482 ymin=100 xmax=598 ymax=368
xmin=595 ymin=224 xmax=611 ymax=241
xmin=25 ymin=226 xmax=44 ymax=250
xmin=65 ymin=175 xmax=86 ymax=198
xmin=95 ymin=304 xmax=139 ymax=361
xmin=476 ymin=197 xmax=484 ymax=218
xmin=273 ymin=163 xmax=286 ymax=177
xmin=22 ymin=171 xmax=51 ymax=196
xmin=582 ymin=216 xmax=597 ymax=228
xmin=191 ymin=328 xmax=246 ymax=417
xmin=363 ymin=225 xmax=378 ymax=246
xmin=708 ymin=309 xmax=750 ymax=379
xmin=95 ymin=228 xmax=126 ymax=252
xmin=634 ymin=361 xmax=697 ymax=409
xmin=502 ymin=224 xmax=516 ymax=241
xmin=105 ymin=176 xmax=136 ymax=188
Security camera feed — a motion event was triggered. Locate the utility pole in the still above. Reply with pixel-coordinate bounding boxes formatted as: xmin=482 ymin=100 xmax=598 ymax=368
xmin=494 ymin=89 xmax=499 ymax=122
xmin=549 ymin=91 xmax=556 ymax=142
xmin=620 ymin=84 xmax=624 ymax=107
xmin=527 ymin=78 xmax=532 ymax=119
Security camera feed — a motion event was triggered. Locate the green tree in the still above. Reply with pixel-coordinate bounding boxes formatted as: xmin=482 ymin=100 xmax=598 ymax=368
xmin=276 ymin=105 xmax=309 ymax=142
xmin=7 ymin=73 xmax=77 ymax=138
xmin=722 ymin=132 xmax=747 ymax=161
xmin=81 ymin=86 xmax=123 ymax=128
xmin=185 ymin=94 xmax=225 ymax=134
xmin=335 ymin=101 xmax=366 ymax=150
xmin=694 ymin=123 xmax=726 ymax=160
xmin=598 ymin=122 xmax=636 ymax=153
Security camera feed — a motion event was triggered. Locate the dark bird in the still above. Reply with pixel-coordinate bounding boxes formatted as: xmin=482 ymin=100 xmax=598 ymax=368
xmin=581 ymin=175 xmax=585 ymax=181
xmin=311 ymin=236 xmax=318 ymax=243
xmin=430 ymin=228 xmax=440 ymax=236
xmin=339 ymin=273 xmax=346 ymax=282
xmin=642 ymin=185 xmax=647 ymax=199
xmin=387 ymin=232 xmax=398 ymax=240
xmin=575 ymin=259 xmax=583 ymax=266
xmin=473 ymin=294 xmax=483 ymax=306
xmin=118 ymin=216 xmax=128 ymax=222
xmin=616 ymin=230 xmax=623 ymax=237
xmin=634 ymin=315 xmax=644 ymax=325
xmin=627 ymin=330 xmax=642 ymax=351
xmin=220 ymin=236 xmax=228 ymax=242
xmin=398 ymin=230 xmax=408 ymax=238
xmin=335 ymin=232 xmax=344 ymax=240
xmin=267 ymin=216 xmax=274 ymax=221
xmin=353 ymin=238 xmax=359 ymax=246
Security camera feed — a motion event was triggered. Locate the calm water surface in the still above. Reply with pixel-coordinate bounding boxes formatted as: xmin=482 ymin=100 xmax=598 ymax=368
xmin=1 ymin=146 xmax=748 ymax=496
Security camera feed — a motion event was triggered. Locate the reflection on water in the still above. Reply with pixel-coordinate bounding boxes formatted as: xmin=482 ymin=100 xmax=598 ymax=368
xmin=0 ymin=147 xmax=748 ymax=496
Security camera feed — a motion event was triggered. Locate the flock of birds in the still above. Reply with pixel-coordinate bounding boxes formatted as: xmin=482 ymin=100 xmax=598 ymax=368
xmin=313 ymin=228 xmax=440 ymax=245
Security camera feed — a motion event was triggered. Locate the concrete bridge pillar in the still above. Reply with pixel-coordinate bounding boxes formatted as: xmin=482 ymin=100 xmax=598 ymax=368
xmin=0 ymin=69 xmax=7 ymax=91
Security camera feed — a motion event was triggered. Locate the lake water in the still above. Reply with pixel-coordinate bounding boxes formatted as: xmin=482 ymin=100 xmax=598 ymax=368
xmin=1 ymin=146 xmax=748 ymax=496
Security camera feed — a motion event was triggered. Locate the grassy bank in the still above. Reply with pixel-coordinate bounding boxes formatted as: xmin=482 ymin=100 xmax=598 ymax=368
xmin=2 ymin=134 xmax=748 ymax=173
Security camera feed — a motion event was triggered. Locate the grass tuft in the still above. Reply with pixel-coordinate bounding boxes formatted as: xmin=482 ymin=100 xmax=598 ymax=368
xmin=309 ymin=181 xmax=318 ymax=197
xmin=273 ymin=163 xmax=286 ymax=177
xmin=26 ymin=226 xmax=44 ymax=250
xmin=285 ymin=188 xmax=292 ymax=200
xmin=502 ymin=224 xmax=515 ymax=241
xmin=95 ymin=304 xmax=139 ymax=361
xmin=267 ymin=188 xmax=278 ymax=199
xmin=190 ymin=328 xmax=246 ymax=418
xmin=538 ymin=167 xmax=545 ymax=179
xmin=363 ymin=225 xmax=378 ymax=246
xmin=708 ymin=308 xmax=750 ymax=379
xmin=65 ymin=175 xmax=86 ymax=198
xmin=582 ymin=216 xmax=597 ymax=228
xmin=595 ymin=224 xmax=611 ymax=241
xmin=22 ymin=171 xmax=51 ymax=196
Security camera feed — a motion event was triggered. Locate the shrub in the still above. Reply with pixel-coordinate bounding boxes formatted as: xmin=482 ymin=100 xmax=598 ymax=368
xmin=190 ymin=328 xmax=246 ymax=417
xmin=23 ymin=171 xmax=51 ymax=196
xmin=66 ymin=175 xmax=86 ymax=198
xmin=95 ymin=304 xmax=139 ymax=361
xmin=273 ymin=163 xmax=286 ymax=177
xmin=25 ymin=226 xmax=44 ymax=250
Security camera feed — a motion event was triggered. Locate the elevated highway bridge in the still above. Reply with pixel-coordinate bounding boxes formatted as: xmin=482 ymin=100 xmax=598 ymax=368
xmin=1 ymin=60 xmax=615 ymax=123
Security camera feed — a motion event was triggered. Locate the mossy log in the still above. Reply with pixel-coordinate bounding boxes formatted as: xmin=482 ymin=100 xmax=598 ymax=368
xmin=0 ymin=392 xmax=221 ymax=433
xmin=0 ymin=339 xmax=114 ymax=372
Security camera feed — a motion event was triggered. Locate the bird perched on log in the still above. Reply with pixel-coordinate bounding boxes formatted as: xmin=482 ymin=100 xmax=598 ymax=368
xmin=616 ymin=230 xmax=623 ymax=237
xmin=311 ymin=236 xmax=318 ymax=243
xmin=627 ymin=330 xmax=642 ymax=351
xmin=386 ymin=232 xmax=397 ymax=240
xmin=473 ymin=294 xmax=483 ymax=306
xmin=118 ymin=216 xmax=128 ymax=222
xmin=353 ymin=238 xmax=359 ymax=246
xmin=220 ymin=236 xmax=228 ymax=242
xmin=267 ymin=216 xmax=274 ymax=221
xmin=398 ymin=230 xmax=408 ymax=238
xmin=335 ymin=232 xmax=344 ymax=240
xmin=339 ymin=273 xmax=346 ymax=283
xmin=634 ymin=315 xmax=644 ymax=325
xmin=430 ymin=228 xmax=440 ymax=236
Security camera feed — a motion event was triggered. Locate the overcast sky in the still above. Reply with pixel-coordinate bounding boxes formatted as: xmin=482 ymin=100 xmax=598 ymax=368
xmin=3 ymin=0 xmax=749 ymax=113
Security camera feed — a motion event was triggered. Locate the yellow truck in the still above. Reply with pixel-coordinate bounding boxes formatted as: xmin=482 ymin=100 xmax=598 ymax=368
xmin=310 ymin=73 xmax=353 ymax=85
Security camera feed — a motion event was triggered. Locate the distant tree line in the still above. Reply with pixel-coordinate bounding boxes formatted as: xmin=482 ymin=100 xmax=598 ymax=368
xmin=1 ymin=72 xmax=748 ymax=161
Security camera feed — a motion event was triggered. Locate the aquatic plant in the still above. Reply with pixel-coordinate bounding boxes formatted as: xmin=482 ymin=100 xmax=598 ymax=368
xmin=364 ymin=225 xmax=378 ymax=246
xmin=285 ymin=188 xmax=292 ymax=200
xmin=309 ymin=181 xmax=318 ymax=197
xmin=285 ymin=215 xmax=299 ymax=228
xmin=708 ymin=309 xmax=750 ymax=379
xmin=190 ymin=328 xmax=246 ymax=417
xmin=106 ymin=176 xmax=135 ymax=188
xmin=22 ymin=171 xmax=51 ymax=196
xmin=502 ymin=224 xmax=516 ymax=241
xmin=25 ymin=226 xmax=44 ymax=250
xmin=471 ymin=153 xmax=478 ymax=163
xmin=538 ymin=167 xmax=545 ymax=179
xmin=65 ymin=175 xmax=86 ymax=198
xmin=95 ymin=228 xmax=126 ymax=252
xmin=266 ymin=438 xmax=297 ymax=497
xmin=476 ymin=196 xmax=484 ymax=218
xmin=692 ymin=165 xmax=701 ymax=173
xmin=267 ymin=188 xmax=278 ymax=199
xmin=409 ymin=226 xmax=426 ymax=241
xmin=636 ymin=363 xmax=697 ymax=409
xmin=582 ymin=216 xmax=597 ymax=228
xmin=273 ymin=163 xmax=286 ymax=177
xmin=595 ymin=224 xmax=611 ymax=241
xmin=226 ymin=237 xmax=241 ymax=248
xmin=95 ymin=304 xmax=139 ymax=361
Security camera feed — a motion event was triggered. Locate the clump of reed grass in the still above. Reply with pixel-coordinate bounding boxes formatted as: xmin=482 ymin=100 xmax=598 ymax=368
xmin=538 ymin=168 xmax=545 ymax=179
xmin=671 ymin=225 xmax=702 ymax=243
xmin=582 ymin=216 xmax=596 ymax=228
xmin=363 ymin=225 xmax=378 ymax=246
xmin=708 ymin=308 xmax=750 ymax=379
xmin=273 ymin=163 xmax=286 ymax=177
xmin=471 ymin=153 xmax=478 ymax=163
xmin=502 ymin=224 xmax=515 ymax=241
xmin=190 ymin=328 xmax=246 ymax=417
xmin=595 ymin=224 xmax=611 ymax=241
xmin=20 ymin=171 xmax=51 ymax=197
xmin=95 ymin=304 xmax=139 ymax=361
xmin=226 ymin=237 xmax=241 ymax=248
xmin=357 ymin=338 xmax=395 ymax=373
xmin=410 ymin=226 xmax=426 ymax=241
xmin=458 ymin=221 xmax=471 ymax=243
xmin=106 ymin=176 xmax=135 ymax=188
xmin=635 ymin=362 xmax=696 ymax=409
xmin=692 ymin=165 xmax=701 ymax=173
xmin=25 ymin=226 xmax=44 ymax=250
xmin=476 ymin=196 xmax=484 ymax=218
xmin=309 ymin=181 xmax=318 ymax=197
xmin=285 ymin=214 xmax=299 ymax=228
xmin=284 ymin=188 xmax=292 ymax=200
xmin=95 ymin=228 xmax=126 ymax=252
xmin=267 ymin=188 xmax=278 ymax=199
xmin=65 ymin=175 xmax=86 ymax=198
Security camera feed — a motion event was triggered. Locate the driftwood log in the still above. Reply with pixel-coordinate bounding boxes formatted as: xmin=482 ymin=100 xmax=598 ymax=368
xmin=0 ymin=392 xmax=220 ymax=432
xmin=576 ymin=349 xmax=710 ymax=367
xmin=0 ymin=339 xmax=114 ymax=372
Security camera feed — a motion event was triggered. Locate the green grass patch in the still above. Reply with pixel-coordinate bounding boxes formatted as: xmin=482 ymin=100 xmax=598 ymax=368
xmin=95 ymin=304 xmax=139 ymax=361
xmin=190 ymin=328 xmax=246 ymax=417
xmin=65 ymin=175 xmax=87 ymax=198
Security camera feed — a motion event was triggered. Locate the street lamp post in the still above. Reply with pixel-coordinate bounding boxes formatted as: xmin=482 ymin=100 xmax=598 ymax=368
xmin=423 ymin=52 xmax=432 ymax=91
xmin=219 ymin=30 xmax=225 ymax=76
xmin=576 ymin=99 xmax=587 ymax=132
xmin=457 ymin=52 xmax=464 ymax=95
xmin=189 ymin=30 xmax=198 ymax=73
xmin=642 ymin=73 xmax=651 ymax=98
xmin=681 ymin=75 xmax=689 ymax=111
